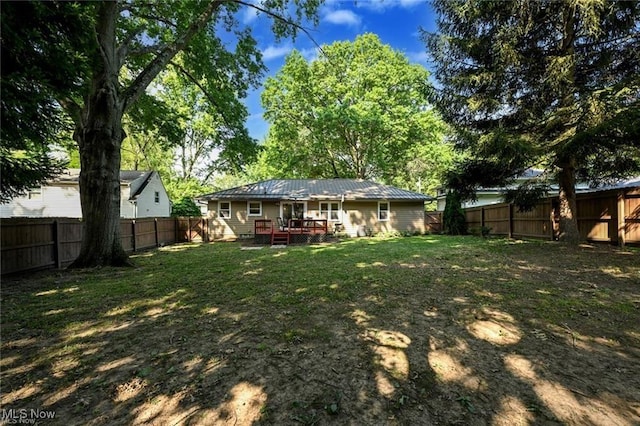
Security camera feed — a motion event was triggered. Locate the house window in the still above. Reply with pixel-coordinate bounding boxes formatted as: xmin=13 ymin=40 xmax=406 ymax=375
xmin=218 ymin=201 xmax=231 ymax=218
xmin=248 ymin=201 xmax=262 ymax=216
xmin=28 ymin=187 xmax=42 ymax=200
xmin=378 ymin=201 xmax=389 ymax=221
xmin=320 ymin=202 xmax=341 ymax=221
xmin=154 ymin=191 xmax=160 ymax=203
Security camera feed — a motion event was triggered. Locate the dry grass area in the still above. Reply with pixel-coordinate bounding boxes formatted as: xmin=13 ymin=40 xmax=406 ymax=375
xmin=1 ymin=236 xmax=639 ymax=425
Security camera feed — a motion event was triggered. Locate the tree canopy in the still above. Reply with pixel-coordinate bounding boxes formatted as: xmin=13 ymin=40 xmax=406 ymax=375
xmin=0 ymin=2 xmax=93 ymax=202
xmin=258 ymin=33 xmax=453 ymax=195
xmin=2 ymin=0 xmax=321 ymax=267
xmin=425 ymin=0 xmax=640 ymax=242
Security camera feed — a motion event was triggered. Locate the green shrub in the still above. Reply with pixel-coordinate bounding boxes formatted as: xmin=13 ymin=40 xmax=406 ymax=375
xmin=443 ymin=190 xmax=467 ymax=235
xmin=171 ymin=197 xmax=202 ymax=217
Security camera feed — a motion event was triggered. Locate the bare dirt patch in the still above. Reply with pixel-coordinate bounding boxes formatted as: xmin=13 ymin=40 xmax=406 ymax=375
xmin=1 ymin=237 xmax=639 ymax=425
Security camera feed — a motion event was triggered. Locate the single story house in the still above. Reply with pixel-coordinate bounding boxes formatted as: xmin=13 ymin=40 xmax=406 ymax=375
xmin=0 ymin=169 xmax=171 ymax=218
xmin=199 ymin=179 xmax=433 ymax=239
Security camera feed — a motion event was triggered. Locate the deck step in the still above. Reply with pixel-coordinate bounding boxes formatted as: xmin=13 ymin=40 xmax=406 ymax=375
xmin=271 ymin=232 xmax=289 ymax=245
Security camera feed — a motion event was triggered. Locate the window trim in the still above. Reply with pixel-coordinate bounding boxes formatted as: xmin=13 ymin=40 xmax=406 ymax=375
xmin=247 ymin=201 xmax=262 ymax=216
xmin=378 ymin=201 xmax=390 ymax=221
xmin=218 ymin=201 xmax=231 ymax=218
xmin=320 ymin=201 xmax=342 ymax=222
xmin=28 ymin=187 xmax=42 ymax=200
xmin=154 ymin=191 xmax=160 ymax=204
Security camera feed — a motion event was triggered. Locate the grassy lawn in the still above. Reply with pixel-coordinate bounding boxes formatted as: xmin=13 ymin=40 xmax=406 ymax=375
xmin=1 ymin=236 xmax=639 ymax=425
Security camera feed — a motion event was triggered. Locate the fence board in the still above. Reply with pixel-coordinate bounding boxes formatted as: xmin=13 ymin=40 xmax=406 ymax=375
xmin=424 ymin=211 xmax=442 ymax=233
xmin=462 ymin=187 xmax=639 ymax=245
xmin=2 ymin=216 xmax=189 ymax=275
xmin=58 ymin=219 xmax=83 ymax=267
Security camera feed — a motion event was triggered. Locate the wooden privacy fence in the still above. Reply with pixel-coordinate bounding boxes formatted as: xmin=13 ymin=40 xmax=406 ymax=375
xmin=1 ymin=217 xmax=209 ymax=275
xmin=425 ymin=211 xmax=443 ymax=233
xmin=463 ymin=187 xmax=640 ymax=245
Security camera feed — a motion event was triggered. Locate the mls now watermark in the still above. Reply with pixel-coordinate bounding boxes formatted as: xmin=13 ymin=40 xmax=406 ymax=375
xmin=1 ymin=408 xmax=56 ymax=424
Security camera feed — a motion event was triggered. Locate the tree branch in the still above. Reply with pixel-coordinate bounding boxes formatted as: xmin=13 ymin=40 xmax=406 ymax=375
xmin=122 ymin=0 xmax=224 ymax=111
xmin=58 ymin=97 xmax=83 ymax=127
xmin=130 ymin=13 xmax=179 ymax=29
xmin=168 ymin=60 xmax=236 ymax=131
xmin=129 ymin=43 xmax=167 ymax=58
xmin=117 ymin=27 xmax=145 ymax=67
xmin=232 ymin=0 xmax=328 ymax=60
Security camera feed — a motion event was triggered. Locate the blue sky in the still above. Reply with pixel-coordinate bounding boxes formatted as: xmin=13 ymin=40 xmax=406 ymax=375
xmin=238 ymin=0 xmax=438 ymax=141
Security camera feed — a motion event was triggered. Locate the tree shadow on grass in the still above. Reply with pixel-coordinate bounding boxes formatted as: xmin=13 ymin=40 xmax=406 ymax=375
xmin=1 ymin=237 xmax=639 ymax=425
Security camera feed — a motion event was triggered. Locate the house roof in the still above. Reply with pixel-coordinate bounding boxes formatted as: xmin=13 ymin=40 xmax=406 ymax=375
xmin=51 ymin=169 xmax=156 ymax=200
xmin=199 ymin=179 xmax=432 ymax=201
xmin=53 ymin=169 xmax=151 ymax=184
xmin=581 ymin=176 xmax=640 ymax=193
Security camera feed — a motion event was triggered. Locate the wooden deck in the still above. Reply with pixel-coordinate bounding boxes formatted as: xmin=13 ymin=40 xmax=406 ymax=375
xmin=255 ymin=219 xmax=329 ymax=245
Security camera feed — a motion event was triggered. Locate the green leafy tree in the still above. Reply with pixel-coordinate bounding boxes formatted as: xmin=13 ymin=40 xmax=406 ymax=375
xmin=0 ymin=2 xmax=92 ymax=202
xmin=425 ymin=0 xmax=640 ymax=244
xmin=3 ymin=0 xmax=321 ymax=267
xmin=157 ymin=64 xmax=259 ymax=182
xmin=260 ymin=33 xmax=452 ymax=193
xmin=171 ymin=197 xmax=202 ymax=217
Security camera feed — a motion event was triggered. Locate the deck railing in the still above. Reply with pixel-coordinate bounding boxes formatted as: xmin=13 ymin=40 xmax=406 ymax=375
xmin=287 ymin=219 xmax=328 ymax=234
xmin=254 ymin=219 xmax=274 ymax=234
xmin=254 ymin=219 xmax=328 ymax=235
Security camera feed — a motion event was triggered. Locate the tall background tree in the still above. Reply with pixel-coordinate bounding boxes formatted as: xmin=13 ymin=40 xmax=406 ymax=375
xmin=425 ymin=0 xmax=640 ymax=243
xmin=2 ymin=0 xmax=321 ymax=267
xmin=258 ymin=33 xmax=453 ymax=194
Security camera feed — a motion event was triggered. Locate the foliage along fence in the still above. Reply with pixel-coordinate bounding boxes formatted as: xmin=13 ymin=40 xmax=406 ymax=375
xmin=1 ymin=217 xmax=208 ymax=275
xmin=463 ymin=187 xmax=640 ymax=245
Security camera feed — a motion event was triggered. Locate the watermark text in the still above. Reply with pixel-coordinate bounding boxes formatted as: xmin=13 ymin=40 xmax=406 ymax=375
xmin=1 ymin=408 xmax=56 ymax=424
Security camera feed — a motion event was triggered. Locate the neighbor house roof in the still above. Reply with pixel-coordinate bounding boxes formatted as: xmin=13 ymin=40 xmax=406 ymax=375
xmin=51 ymin=169 xmax=155 ymax=200
xmin=580 ymin=176 xmax=640 ymax=193
xmin=199 ymin=179 xmax=432 ymax=201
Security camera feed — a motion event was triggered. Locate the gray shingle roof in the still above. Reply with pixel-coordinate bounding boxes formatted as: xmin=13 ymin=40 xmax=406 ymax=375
xmin=54 ymin=169 xmax=151 ymax=184
xmin=199 ymin=179 xmax=432 ymax=201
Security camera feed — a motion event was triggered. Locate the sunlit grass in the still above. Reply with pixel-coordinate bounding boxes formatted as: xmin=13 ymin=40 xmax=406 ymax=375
xmin=1 ymin=235 xmax=638 ymax=425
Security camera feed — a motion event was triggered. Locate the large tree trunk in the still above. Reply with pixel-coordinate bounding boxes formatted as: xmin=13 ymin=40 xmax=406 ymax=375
xmin=69 ymin=1 xmax=129 ymax=268
xmin=66 ymin=0 xmax=222 ymax=267
xmin=557 ymin=160 xmax=581 ymax=244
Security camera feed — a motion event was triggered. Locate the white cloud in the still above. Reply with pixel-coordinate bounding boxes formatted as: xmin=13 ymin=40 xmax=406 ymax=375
xmin=356 ymin=0 xmax=426 ymax=12
xmin=241 ymin=0 xmax=266 ymax=25
xmin=299 ymin=47 xmax=321 ymax=62
xmin=399 ymin=0 xmax=425 ymax=7
xmin=261 ymin=44 xmax=293 ymax=61
xmin=407 ymin=50 xmax=429 ymax=64
xmin=323 ymin=9 xmax=361 ymax=26
xmin=242 ymin=8 xmax=259 ymax=25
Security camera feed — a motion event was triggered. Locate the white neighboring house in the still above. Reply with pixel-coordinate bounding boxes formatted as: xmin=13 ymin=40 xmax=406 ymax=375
xmin=0 ymin=169 xmax=171 ymax=218
xmin=436 ymin=168 xmax=592 ymax=210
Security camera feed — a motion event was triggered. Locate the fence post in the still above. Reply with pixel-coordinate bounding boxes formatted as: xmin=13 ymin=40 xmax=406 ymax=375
xmin=154 ymin=218 xmax=159 ymax=247
xmin=131 ymin=220 xmax=137 ymax=252
xmin=481 ymin=207 xmax=485 ymax=229
xmin=53 ymin=220 xmax=62 ymax=269
xmin=617 ymin=190 xmax=626 ymax=247
xmin=549 ymin=199 xmax=555 ymax=240
xmin=508 ymin=204 xmax=514 ymax=238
